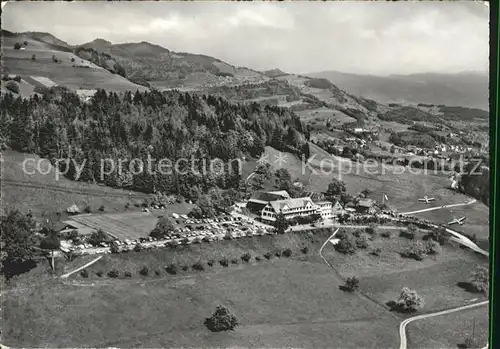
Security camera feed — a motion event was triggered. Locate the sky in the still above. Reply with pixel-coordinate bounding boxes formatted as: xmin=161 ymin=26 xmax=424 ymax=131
xmin=1 ymin=1 xmax=489 ymax=76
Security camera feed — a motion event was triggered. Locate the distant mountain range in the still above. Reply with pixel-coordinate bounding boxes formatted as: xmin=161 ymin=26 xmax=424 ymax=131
xmin=2 ymin=30 xmax=266 ymax=90
xmin=304 ymin=70 xmax=488 ymax=111
xmin=2 ymin=29 xmax=488 ymax=110
xmin=77 ymin=38 xmax=265 ymax=88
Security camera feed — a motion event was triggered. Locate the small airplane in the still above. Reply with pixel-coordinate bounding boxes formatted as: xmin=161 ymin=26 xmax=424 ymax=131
xmin=418 ymin=196 xmax=436 ymax=204
xmin=448 ymin=216 xmax=466 ymax=225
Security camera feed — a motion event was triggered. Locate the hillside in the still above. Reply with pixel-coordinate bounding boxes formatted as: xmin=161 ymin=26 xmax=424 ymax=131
xmin=79 ymin=39 xmax=267 ymax=89
xmin=305 ymin=70 xmax=488 ymax=111
xmin=1 ymin=87 xmax=309 ymax=201
xmin=1 ymin=30 xmax=148 ymax=96
xmin=1 ymin=150 xmax=153 ymax=218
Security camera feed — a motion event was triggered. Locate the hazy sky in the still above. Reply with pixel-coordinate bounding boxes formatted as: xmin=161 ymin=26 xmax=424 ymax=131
xmin=2 ymin=1 xmax=489 ymax=76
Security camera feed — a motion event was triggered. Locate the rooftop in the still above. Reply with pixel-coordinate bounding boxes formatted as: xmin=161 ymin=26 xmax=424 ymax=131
xmin=267 ymin=190 xmax=291 ymax=198
xmin=357 ymin=199 xmax=376 ymax=208
xmin=269 ymin=197 xmax=316 ymax=212
xmin=249 ymin=190 xmax=291 ymax=203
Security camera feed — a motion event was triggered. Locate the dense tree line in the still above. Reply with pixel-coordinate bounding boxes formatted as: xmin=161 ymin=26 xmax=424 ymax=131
xmin=458 ymin=163 xmax=489 ymax=206
xmin=74 ymin=47 xmax=127 ymax=78
xmin=1 ymin=210 xmax=62 ymax=279
xmin=0 ymin=87 xmax=308 ymax=200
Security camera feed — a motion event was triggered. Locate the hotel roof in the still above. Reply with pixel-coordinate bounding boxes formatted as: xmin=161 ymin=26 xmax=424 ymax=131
xmin=269 ymin=197 xmax=316 ymax=212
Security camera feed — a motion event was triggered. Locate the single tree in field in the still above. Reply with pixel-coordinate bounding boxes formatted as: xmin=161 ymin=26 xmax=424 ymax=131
xmin=40 ymin=228 xmax=61 ymax=270
xmin=324 ymin=178 xmax=347 ymax=202
xmin=343 ymin=276 xmax=359 ymax=292
xmin=361 ymin=188 xmax=371 ymax=198
xmin=150 ymin=216 xmax=175 ymax=239
xmin=469 ymin=265 xmax=488 ymax=294
xmin=395 ymin=287 xmax=424 ymax=312
xmin=274 ymin=212 xmax=288 ymax=234
xmin=88 ymin=229 xmax=109 ymax=247
xmin=204 ymin=305 xmax=239 ymax=332
xmin=274 ymin=168 xmax=292 ymax=190
xmin=427 ymin=226 xmax=448 ymax=245
xmin=5 ymin=81 xmax=19 ymax=94
xmin=255 ymin=162 xmax=273 ymax=180
xmin=334 ymin=231 xmax=357 ymax=254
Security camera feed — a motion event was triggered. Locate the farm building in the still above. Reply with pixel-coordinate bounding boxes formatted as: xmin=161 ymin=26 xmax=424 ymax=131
xmin=331 ymin=200 xmax=344 ymax=215
xmin=304 ymin=191 xmax=326 ymax=202
xmin=345 ymin=201 xmax=357 ymax=212
xmin=58 ymin=220 xmax=97 ymax=237
xmin=356 ymin=199 xmax=377 ymax=214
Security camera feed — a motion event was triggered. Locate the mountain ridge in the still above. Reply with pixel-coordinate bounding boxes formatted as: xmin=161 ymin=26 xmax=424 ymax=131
xmin=2 ymin=30 xmax=489 ymax=111
xmin=304 ymin=70 xmax=488 ymax=110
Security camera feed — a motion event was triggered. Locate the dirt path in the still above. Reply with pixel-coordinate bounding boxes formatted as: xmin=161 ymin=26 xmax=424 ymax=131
xmin=59 ymin=256 xmax=103 ymax=279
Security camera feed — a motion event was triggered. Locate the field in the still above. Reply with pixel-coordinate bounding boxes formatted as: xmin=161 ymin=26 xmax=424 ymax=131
xmin=407 ymin=305 xmax=488 ymax=349
xmin=2 ymin=239 xmax=402 ymax=348
xmin=69 ymin=202 xmax=194 ymax=240
xmin=296 ymin=107 xmax=357 ymax=126
xmin=1 ymin=150 xmax=153 ymax=217
xmin=241 ymin=146 xmax=314 ymax=188
xmin=28 ymin=75 xmax=59 ymax=87
xmin=411 ymin=201 xmax=490 ymax=248
xmin=305 ymin=142 xmax=474 ymax=212
xmin=2 ymin=34 xmax=73 ymax=52
xmin=324 ymin=229 xmax=489 ymax=312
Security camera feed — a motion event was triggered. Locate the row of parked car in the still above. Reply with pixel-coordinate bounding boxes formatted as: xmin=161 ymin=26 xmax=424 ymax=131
xmin=178 ymin=215 xmax=241 ymax=225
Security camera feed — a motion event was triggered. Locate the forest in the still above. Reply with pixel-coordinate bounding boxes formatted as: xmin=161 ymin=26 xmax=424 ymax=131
xmin=0 ymin=87 xmax=310 ymax=200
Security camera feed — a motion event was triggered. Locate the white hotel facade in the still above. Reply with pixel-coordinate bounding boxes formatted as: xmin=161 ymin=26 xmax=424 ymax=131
xmin=260 ymin=195 xmax=343 ymax=222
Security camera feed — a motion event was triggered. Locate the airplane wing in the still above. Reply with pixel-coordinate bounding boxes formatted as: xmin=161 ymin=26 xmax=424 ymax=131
xmin=459 ymin=217 xmax=466 ymax=222
xmin=428 ymin=197 xmax=435 ymax=200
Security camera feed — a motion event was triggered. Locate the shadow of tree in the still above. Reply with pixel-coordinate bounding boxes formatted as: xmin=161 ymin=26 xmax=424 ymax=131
xmin=385 ymin=300 xmax=418 ymax=314
xmin=457 ymin=281 xmax=482 ymax=294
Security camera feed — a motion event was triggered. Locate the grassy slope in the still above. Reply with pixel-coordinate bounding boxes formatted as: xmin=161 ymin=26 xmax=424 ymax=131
xmin=412 ymin=202 xmax=490 ymax=248
xmin=306 ymin=142 xmax=475 ymax=212
xmin=324 ymin=230 xmax=488 ymax=312
xmin=1 ymin=150 xmax=153 ymax=217
xmin=242 ymin=146 xmax=313 ymax=188
xmin=2 ymin=43 xmax=148 ymax=93
xmin=406 ymin=305 xmax=488 ymax=349
xmin=295 ymin=107 xmax=356 ymax=126
xmin=245 ymin=143 xmax=482 ymax=218
xmin=2 ymin=230 xmax=400 ymax=348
